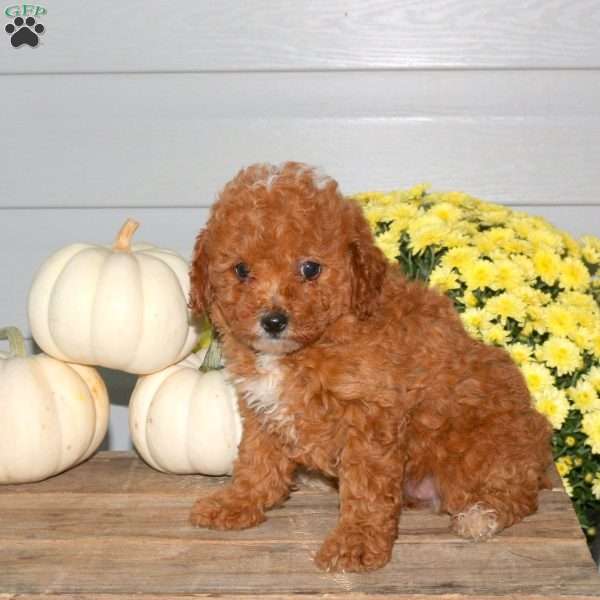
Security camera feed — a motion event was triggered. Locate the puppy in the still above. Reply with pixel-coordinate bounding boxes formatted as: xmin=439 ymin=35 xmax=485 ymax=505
xmin=189 ymin=162 xmax=552 ymax=572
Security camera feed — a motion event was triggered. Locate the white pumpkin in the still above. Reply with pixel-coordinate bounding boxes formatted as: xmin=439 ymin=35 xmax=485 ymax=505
xmin=0 ymin=327 xmax=110 ymax=484
xmin=28 ymin=219 xmax=200 ymax=375
xmin=129 ymin=348 xmax=242 ymax=476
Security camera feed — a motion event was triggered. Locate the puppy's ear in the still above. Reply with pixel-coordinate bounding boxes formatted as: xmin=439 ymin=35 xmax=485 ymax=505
xmin=348 ymin=202 xmax=388 ymax=319
xmin=189 ymin=229 xmax=212 ymax=317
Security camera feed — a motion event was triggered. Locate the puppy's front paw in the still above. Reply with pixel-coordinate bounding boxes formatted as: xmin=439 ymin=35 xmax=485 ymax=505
xmin=190 ymin=493 xmax=266 ymax=530
xmin=315 ymin=526 xmax=393 ymax=573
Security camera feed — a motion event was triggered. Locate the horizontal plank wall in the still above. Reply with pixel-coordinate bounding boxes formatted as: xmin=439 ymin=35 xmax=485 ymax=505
xmin=1 ymin=71 xmax=600 ymax=209
xmin=0 ymin=0 xmax=599 ymax=450
xmin=2 ymin=0 xmax=600 ymax=72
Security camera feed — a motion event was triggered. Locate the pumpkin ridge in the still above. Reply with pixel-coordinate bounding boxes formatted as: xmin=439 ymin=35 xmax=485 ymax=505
xmin=30 ymin=356 xmax=64 ymax=476
xmin=120 ymin=252 xmax=145 ymax=373
xmin=185 ymin=369 xmax=203 ymax=473
xmin=137 ymin=248 xmax=199 ymax=364
xmin=30 ymin=244 xmax=89 ymax=362
xmin=90 ymin=250 xmax=143 ymax=371
xmin=50 ymin=246 xmax=107 ymax=365
xmin=145 ymin=367 xmax=191 ymax=472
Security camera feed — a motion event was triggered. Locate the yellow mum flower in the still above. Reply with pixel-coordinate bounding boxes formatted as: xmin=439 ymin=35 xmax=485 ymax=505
xmin=504 ymin=238 xmax=534 ymax=256
xmin=429 ymin=202 xmax=462 ymax=224
xmin=511 ymin=215 xmax=536 ymax=240
xmin=513 ymin=285 xmax=550 ymax=308
xmin=352 ymin=191 xmax=383 ymax=204
xmin=463 ymin=290 xmax=479 ymax=308
xmin=591 ymin=333 xmax=600 ymax=359
xmin=387 ymin=202 xmax=419 ymax=222
xmin=374 ymin=229 xmax=400 ymax=261
xmin=363 ymin=205 xmax=389 ymax=230
xmin=408 ymin=215 xmax=449 ymax=255
xmin=529 ymin=227 xmax=564 ymax=252
xmin=481 ymin=323 xmax=509 ymax=346
xmin=443 ymin=230 xmax=469 ymax=249
xmin=524 ymin=305 xmax=548 ymax=335
xmin=441 ymin=246 xmax=480 ymax=272
xmin=571 ymin=306 xmax=598 ymax=330
xmin=439 ymin=191 xmax=471 ymax=206
xmin=568 ymin=380 xmax=600 ymax=413
xmin=543 ymin=304 xmax=576 ymax=338
xmin=556 ymin=456 xmax=574 ymax=477
xmin=582 ymin=411 xmax=600 ymax=454
xmin=376 ymin=193 xmax=396 ymax=206
xmin=522 ymin=362 xmax=555 ymax=395
xmin=570 ymin=328 xmax=594 ymax=352
xmin=582 ymin=235 xmax=600 ymax=265
xmin=461 ymin=308 xmax=492 ymax=336
xmin=485 ymin=227 xmax=517 ymax=249
xmin=559 ymin=290 xmax=597 ymax=310
xmin=473 ymin=232 xmax=498 ymax=256
xmin=535 ymin=387 xmax=570 ymax=429
xmin=454 ymin=221 xmax=480 ymax=238
xmin=562 ymin=476 xmax=574 ymax=497
xmin=510 ymin=256 xmax=536 ymax=281
xmin=592 ymin=475 xmax=600 ymax=500
xmin=462 ymin=259 xmax=497 ymax=290
xmin=475 ymin=202 xmax=510 ymax=223
xmin=493 ymin=259 xmax=524 ymax=291
xmin=586 ymin=366 xmax=600 ymax=392
xmin=561 ymin=233 xmax=582 ymax=258
xmin=406 ymin=183 xmax=429 ymax=200
xmin=485 ymin=293 xmax=527 ymax=324
xmin=507 ymin=342 xmax=533 ymax=365
xmin=538 ymin=336 xmax=582 ymax=375
xmin=533 ymin=249 xmax=561 ymax=285
xmin=559 ymin=257 xmax=590 ymax=291
xmin=429 ymin=265 xmax=460 ymax=293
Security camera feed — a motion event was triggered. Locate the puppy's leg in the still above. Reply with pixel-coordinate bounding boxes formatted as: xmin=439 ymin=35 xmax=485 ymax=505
xmin=190 ymin=406 xmax=295 ymax=530
xmin=439 ymin=416 xmax=551 ymax=540
xmin=315 ymin=417 xmax=405 ymax=572
xmin=445 ymin=466 xmax=543 ymax=541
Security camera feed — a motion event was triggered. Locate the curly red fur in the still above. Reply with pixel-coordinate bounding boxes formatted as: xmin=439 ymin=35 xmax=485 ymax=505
xmin=189 ymin=162 xmax=552 ymax=572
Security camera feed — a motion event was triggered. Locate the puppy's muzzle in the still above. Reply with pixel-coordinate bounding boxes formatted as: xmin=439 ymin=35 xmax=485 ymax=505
xmin=260 ymin=311 xmax=289 ymax=337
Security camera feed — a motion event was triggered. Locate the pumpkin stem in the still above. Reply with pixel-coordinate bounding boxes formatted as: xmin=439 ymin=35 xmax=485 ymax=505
xmin=0 ymin=327 xmax=27 ymax=358
xmin=200 ymin=337 xmax=224 ymax=372
xmin=113 ymin=218 xmax=140 ymax=251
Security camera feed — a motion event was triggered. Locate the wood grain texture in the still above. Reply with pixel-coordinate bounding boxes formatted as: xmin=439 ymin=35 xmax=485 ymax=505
xmin=0 ymin=453 xmax=597 ymax=598
xmin=1 ymin=0 xmax=600 ymax=73
xmin=1 ymin=71 xmax=599 ymax=209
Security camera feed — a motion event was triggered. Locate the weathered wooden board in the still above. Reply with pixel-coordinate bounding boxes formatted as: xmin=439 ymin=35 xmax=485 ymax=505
xmin=0 ymin=452 xmax=598 ymax=599
xmin=2 ymin=0 xmax=600 ymax=73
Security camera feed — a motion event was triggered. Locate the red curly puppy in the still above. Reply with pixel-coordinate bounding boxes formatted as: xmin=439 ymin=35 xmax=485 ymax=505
xmin=189 ymin=162 xmax=552 ymax=572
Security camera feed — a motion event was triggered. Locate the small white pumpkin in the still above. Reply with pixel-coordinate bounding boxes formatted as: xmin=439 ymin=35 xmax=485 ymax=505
xmin=28 ymin=219 xmax=200 ymax=375
xmin=129 ymin=346 xmax=242 ymax=475
xmin=0 ymin=327 xmax=110 ymax=484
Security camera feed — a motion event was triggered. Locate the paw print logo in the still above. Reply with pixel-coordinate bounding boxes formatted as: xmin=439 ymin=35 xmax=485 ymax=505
xmin=5 ymin=16 xmax=45 ymax=47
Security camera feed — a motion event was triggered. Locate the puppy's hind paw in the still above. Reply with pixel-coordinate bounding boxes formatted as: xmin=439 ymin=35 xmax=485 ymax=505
xmin=451 ymin=502 xmax=499 ymax=541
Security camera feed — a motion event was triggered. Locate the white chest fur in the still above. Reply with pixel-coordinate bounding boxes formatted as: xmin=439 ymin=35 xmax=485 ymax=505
xmin=237 ymin=353 xmax=295 ymax=436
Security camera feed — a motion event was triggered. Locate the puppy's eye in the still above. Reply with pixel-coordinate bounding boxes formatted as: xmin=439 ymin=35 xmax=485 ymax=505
xmin=234 ymin=262 xmax=251 ymax=281
xmin=300 ymin=260 xmax=321 ymax=281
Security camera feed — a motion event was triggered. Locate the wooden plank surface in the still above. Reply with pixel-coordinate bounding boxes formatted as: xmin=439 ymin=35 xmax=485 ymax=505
xmin=2 ymin=71 xmax=600 ymax=210
xmin=0 ymin=452 xmax=598 ymax=599
xmin=2 ymin=0 xmax=600 ymax=73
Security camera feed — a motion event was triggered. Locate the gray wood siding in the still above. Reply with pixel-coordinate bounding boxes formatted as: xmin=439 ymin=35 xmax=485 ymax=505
xmin=0 ymin=1 xmax=598 ymax=449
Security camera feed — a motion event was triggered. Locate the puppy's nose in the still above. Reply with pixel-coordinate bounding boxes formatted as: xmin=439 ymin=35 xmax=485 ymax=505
xmin=260 ymin=311 xmax=288 ymax=336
